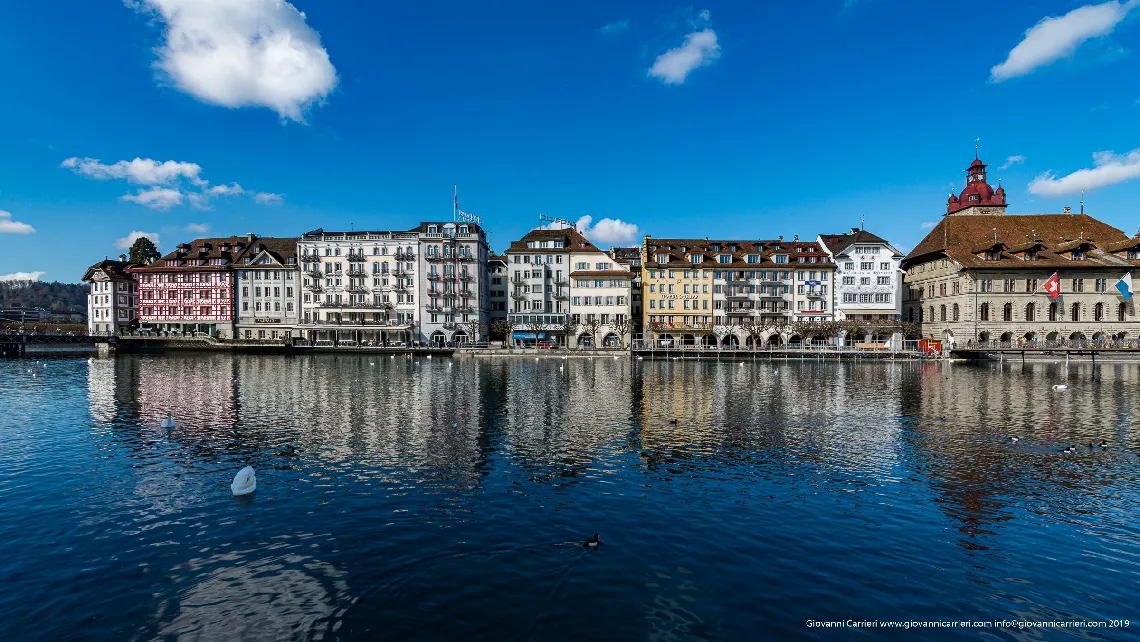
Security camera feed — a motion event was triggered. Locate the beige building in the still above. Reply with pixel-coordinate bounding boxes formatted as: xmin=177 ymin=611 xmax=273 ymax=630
xmin=569 ymin=245 xmax=633 ymax=348
xmin=902 ymin=155 xmax=1140 ymax=346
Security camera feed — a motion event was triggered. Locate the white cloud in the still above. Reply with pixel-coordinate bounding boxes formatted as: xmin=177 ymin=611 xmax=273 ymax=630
xmin=598 ymin=20 xmax=629 ymax=35
xmin=574 ymin=214 xmax=640 ymax=247
xmin=207 ymin=183 xmax=244 ymax=196
xmin=920 ymin=221 xmax=937 ymax=230
xmin=254 ymin=192 xmax=284 ymax=205
xmin=61 ymin=156 xmax=204 ymax=185
xmin=648 ymin=28 xmax=720 ymax=85
xmin=0 ymin=272 xmax=46 ymax=282
xmin=131 ymin=0 xmax=338 ymax=122
xmin=122 ymin=186 xmax=185 ymax=210
xmin=114 ymin=230 xmax=162 ymax=250
xmin=0 ymin=210 xmax=35 ymax=234
xmin=63 ymin=156 xmax=277 ymax=209
xmin=697 ymin=9 xmax=710 ymax=21
xmin=999 ymin=155 xmax=1026 ymax=170
xmin=185 ymin=223 xmax=210 ymax=233
xmin=990 ymin=0 xmax=1139 ymax=82
xmin=1029 ymin=148 xmax=1140 ymax=196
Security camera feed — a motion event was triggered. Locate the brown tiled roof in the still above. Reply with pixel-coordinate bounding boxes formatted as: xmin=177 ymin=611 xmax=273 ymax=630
xmin=819 ymin=229 xmax=903 ymax=257
xmin=83 ymin=259 xmax=136 ymax=281
xmin=570 ymin=270 xmax=634 ymax=278
xmin=901 ymin=213 xmax=1139 ymax=270
xmin=504 ymin=228 xmax=600 ymax=253
xmin=128 ymin=236 xmax=251 ymax=271
xmin=641 ymin=237 xmax=834 ymax=269
xmin=234 ymin=236 xmax=298 ymax=266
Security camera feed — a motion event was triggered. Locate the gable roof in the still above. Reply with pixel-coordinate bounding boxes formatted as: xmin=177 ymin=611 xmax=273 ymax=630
xmin=233 ymin=237 xmax=298 ymax=266
xmin=901 ymin=213 xmax=1138 ymax=270
xmin=641 ymin=237 xmax=834 ymax=269
xmin=819 ymin=229 xmax=903 ymax=258
xmin=504 ymin=227 xmax=600 ymax=253
xmin=83 ymin=259 xmax=136 ymax=281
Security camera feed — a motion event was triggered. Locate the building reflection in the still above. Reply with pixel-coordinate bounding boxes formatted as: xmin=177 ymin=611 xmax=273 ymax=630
xmin=132 ymin=353 xmax=238 ymax=433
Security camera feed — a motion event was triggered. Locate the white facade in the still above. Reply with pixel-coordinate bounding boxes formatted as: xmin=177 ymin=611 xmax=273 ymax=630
xmin=82 ymin=260 xmax=137 ymax=334
xmin=233 ymin=239 xmax=301 ymax=340
xmin=818 ymin=231 xmax=903 ymax=322
xmin=568 ymin=249 xmax=633 ymax=348
xmin=298 ymin=229 xmax=420 ymax=346
xmin=416 ymin=221 xmax=490 ymax=345
xmin=505 ymin=229 xmax=576 ymax=345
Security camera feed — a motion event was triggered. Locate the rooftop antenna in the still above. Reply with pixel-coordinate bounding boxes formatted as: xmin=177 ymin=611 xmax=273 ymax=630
xmin=861 ymin=214 xmax=865 ymax=231
xmin=975 ymin=138 xmax=980 ymax=160
xmin=1080 ymin=191 xmax=1085 ymax=215
xmin=993 ymin=227 xmax=997 ymax=242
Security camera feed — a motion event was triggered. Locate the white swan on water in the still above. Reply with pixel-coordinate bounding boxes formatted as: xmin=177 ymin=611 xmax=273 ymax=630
xmin=161 ymin=413 xmax=177 ymax=429
xmin=231 ymin=467 xmax=257 ymax=496
xmin=1052 ymin=384 xmax=1069 ymax=391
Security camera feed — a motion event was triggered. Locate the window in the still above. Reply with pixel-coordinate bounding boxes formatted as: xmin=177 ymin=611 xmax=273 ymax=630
xmin=939 ymin=283 xmax=946 ymax=296
xmin=939 ymin=305 xmax=946 ymax=321
xmin=860 ymin=277 xmax=870 ymax=285
xmin=1026 ymin=278 xmax=1037 ymax=293
xmin=1003 ymin=302 xmax=1012 ymax=321
xmin=952 ymin=303 xmax=959 ymax=321
xmin=1071 ymin=303 xmax=1080 ymax=321
xmin=1071 ymin=279 xmax=1084 ymax=292
xmin=879 ymin=262 xmax=889 ymax=270
xmin=844 ymin=262 xmax=854 ymax=271
xmin=1048 ymin=302 xmax=1059 ymax=321
xmin=860 ymin=262 xmax=873 ymax=270
xmin=1003 ymin=279 xmax=1014 ymax=292
xmin=1095 ymin=279 xmax=1108 ymax=293
xmin=1094 ymin=302 xmax=1104 ymax=321
xmin=843 ymin=276 xmax=855 ymax=285
xmin=878 ymin=276 xmax=890 ymax=286
xmin=1025 ymin=303 xmax=1035 ymax=322
xmin=979 ymin=279 xmax=993 ymax=293
xmin=979 ymin=302 xmax=990 ymax=321
xmin=875 ymin=293 xmax=892 ymax=304
xmin=1120 ymin=302 xmax=1129 ymax=321
xmin=775 ymin=255 xmax=787 ymax=264
xmin=718 ymin=255 xmax=731 ymax=264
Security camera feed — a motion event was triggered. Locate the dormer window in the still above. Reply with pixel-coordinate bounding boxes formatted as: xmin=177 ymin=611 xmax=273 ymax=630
xmin=969 ymin=195 xmax=980 ymax=202
xmin=656 ymin=253 xmax=669 ymax=264
xmin=428 ymin=225 xmax=438 ymax=234
xmin=1072 ymin=251 xmax=1085 ymax=261
xmin=985 ymin=251 xmax=999 ymax=261
xmin=1025 ymin=252 xmax=1038 ymax=261
xmin=718 ymin=255 xmax=731 ymax=264
xmin=747 ymin=254 xmax=759 ymax=264
xmin=711 ymin=244 xmax=720 ymax=252
xmin=459 ymin=225 xmax=468 ymax=234
xmin=1129 ymin=250 xmax=1139 ymax=260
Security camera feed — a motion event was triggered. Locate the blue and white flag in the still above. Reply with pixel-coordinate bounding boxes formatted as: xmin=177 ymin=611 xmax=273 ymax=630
xmin=1115 ymin=273 xmax=1133 ymax=300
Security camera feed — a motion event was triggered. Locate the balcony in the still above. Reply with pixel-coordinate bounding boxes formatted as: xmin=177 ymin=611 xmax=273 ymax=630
xmin=442 ymin=322 xmax=459 ymax=330
xmin=459 ymin=289 xmax=474 ymax=298
xmin=300 ymin=254 xmax=321 ymax=263
xmin=459 ymin=273 xmax=474 ymax=282
xmin=426 ymin=254 xmax=445 ymax=262
xmin=346 ymin=267 xmax=366 ymax=277
xmin=304 ymin=267 xmax=323 ymax=278
xmin=457 ymin=254 xmax=475 ymax=262
xmin=427 ymin=305 xmax=443 ymax=313
xmin=726 ymin=290 xmax=751 ymax=299
xmin=345 ymin=284 xmax=369 ymax=294
xmin=760 ymin=290 xmax=785 ymax=298
xmin=510 ymin=292 xmax=528 ymax=300
xmin=806 ymin=290 xmax=824 ymax=298
xmin=554 ymin=277 xmax=568 ymax=286
xmin=395 ymin=251 xmax=415 ymax=260
xmin=346 ymin=253 xmax=367 ymax=263
xmin=304 ymin=283 xmax=324 ymax=292
xmin=552 ymin=292 xmax=568 ymax=300
xmin=509 ymin=277 xmax=525 ymax=285
xmin=427 ymin=273 xmax=443 ymax=281
xmin=727 ymin=274 xmax=751 ymax=284
xmin=393 ymin=283 xmax=409 ymax=291
xmin=726 ymin=307 xmax=753 ymax=315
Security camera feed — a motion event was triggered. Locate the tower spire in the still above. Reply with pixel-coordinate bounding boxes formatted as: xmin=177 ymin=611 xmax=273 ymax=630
xmin=975 ymin=138 xmax=980 ymax=160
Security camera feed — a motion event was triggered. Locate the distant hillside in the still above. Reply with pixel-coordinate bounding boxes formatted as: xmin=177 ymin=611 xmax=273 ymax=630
xmin=0 ymin=280 xmax=89 ymax=312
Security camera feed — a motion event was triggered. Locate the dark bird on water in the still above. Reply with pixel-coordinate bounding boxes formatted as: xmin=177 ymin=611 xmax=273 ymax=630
xmin=584 ymin=534 xmax=600 ymax=549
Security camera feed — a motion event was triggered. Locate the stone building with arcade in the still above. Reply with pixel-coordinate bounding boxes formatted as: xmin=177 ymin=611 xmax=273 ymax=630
xmin=901 ymin=155 xmax=1140 ymax=347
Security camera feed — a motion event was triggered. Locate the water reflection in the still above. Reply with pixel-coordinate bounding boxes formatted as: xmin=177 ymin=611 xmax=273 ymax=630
xmin=3 ymin=355 xmax=1140 ymax=640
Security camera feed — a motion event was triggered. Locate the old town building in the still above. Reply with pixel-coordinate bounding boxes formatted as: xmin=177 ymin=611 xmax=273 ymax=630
xmin=487 ymin=254 xmax=508 ymax=337
xmin=609 ymin=246 xmax=643 ymax=335
xmin=902 ymin=155 xmax=1140 ymax=346
xmin=504 ymin=228 xmax=578 ymax=346
xmin=415 ymin=221 xmax=490 ymax=345
xmin=83 ymin=257 xmax=138 ymax=334
xmin=233 ymin=236 xmax=300 ymax=341
xmin=130 ymin=237 xmax=243 ymax=337
xmin=817 ymin=229 xmax=903 ymax=322
xmin=297 ymin=228 xmax=420 ymax=346
xmin=569 ymin=242 xmax=634 ymax=348
xmin=641 ymin=235 xmax=836 ymax=346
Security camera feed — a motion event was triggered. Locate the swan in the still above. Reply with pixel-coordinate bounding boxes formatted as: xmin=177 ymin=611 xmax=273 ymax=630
xmin=1009 ymin=436 xmax=1019 ymax=443
xmin=231 ymin=466 xmax=257 ymax=496
xmin=637 ymin=356 xmax=643 ymax=360
xmin=427 ymin=355 xmax=432 ymax=360
xmin=1052 ymin=384 xmax=1068 ymax=391
xmin=161 ymin=413 xmax=176 ymax=429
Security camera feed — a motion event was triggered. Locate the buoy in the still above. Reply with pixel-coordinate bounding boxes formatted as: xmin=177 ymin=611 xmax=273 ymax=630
xmin=1052 ymin=384 xmax=1068 ymax=391
xmin=231 ymin=466 xmax=257 ymax=496
xmin=161 ymin=414 xmax=176 ymax=429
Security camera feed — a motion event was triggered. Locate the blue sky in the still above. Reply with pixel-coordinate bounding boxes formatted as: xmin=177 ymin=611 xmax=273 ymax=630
xmin=2 ymin=0 xmax=1139 ymax=282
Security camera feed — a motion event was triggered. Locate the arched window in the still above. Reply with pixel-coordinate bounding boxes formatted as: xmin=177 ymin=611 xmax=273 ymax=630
xmin=908 ymin=307 xmax=915 ymax=322
xmin=1070 ymin=303 xmax=1080 ymax=321
xmin=952 ymin=303 xmax=960 ymax=321
xmin=939 ymin=305 xmax=946 ymax=321
xmin=1025 ymin=303 xmax=1035 ymax=322
xmin=979 ymin=302 xmax=990 ymax=321
xmin=1003 ymin=302 xmax=1013 ymax=321
xmin=1094 ymin=302 xmax=1104 ymax=321
xmin=918 ymin=307 xmax=924 ymax=322
xmin=1120 ymin=302 xmax=1129 ymax=321
xmin=928 ymin=305 xmax=934 ymax=322
xmin=1048 ymin=302 xmax=1058 ymax=321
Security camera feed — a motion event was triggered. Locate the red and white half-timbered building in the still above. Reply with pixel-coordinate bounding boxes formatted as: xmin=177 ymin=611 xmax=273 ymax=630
xmin=129 ymin=237 xmax=247 ymax=338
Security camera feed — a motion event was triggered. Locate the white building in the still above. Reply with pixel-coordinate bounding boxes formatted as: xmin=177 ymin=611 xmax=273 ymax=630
xmin=82 ymin=258 xmax=138 ymax=334
xmin=569 ymin=246 xmax=633 ymax=348
xmin=504 ymin=228 xmax=577 ymax=346
xmin=488 ymin=254 xmax=508 ymax=338
xmin=818 ymin=229 xmax=904 ymax=322
xmin=233 ymin=236 xmax=301 ymax=341
xmin=415 ymin=221 xmax=490 ymax=345
xmin=297 ymin=228 xmax=420 ymax=346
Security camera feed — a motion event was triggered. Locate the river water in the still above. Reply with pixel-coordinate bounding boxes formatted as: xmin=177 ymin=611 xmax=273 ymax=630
xmin=0 ymin=354 xmax=1137 ymax=640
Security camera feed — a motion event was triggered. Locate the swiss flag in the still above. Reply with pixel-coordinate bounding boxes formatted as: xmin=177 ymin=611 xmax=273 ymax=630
xmin=1043 ymin=272 xmax=1060 ymax=299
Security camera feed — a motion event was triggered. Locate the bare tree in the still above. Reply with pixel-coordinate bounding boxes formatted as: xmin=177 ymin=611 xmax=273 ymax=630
xmin=465 ymin=318 xmax=486 ymax=345
xmin=491 ymin=318 xmax=513 ymax=344
xmin=712 ymin=324 xmax=729 ymax=348
xmin=742 ymin=318 xmax=765 ymax=350
xmin=581 ymin=316 xmax=602 ymax=349
xmin=609 ymin=317 xmax=631 ymax=349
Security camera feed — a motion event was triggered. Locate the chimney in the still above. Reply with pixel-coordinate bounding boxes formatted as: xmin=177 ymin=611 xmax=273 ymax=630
xmin=1063 ymin=206 xmax=1071 ymax=214
xmin=247 ymin=232 xmax=255 ymax=243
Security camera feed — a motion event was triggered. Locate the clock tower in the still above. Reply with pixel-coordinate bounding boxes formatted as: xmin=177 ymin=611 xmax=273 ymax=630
xmin=946 ymin=155 xmax=1007 ymax=216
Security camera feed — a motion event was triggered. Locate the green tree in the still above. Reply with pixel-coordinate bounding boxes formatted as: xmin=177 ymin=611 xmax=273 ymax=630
xmin=128 ymin=237 xmax=161 ymax=265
